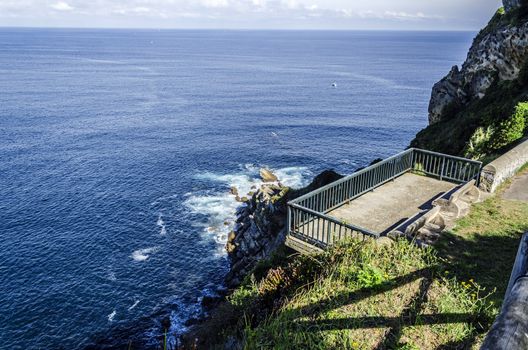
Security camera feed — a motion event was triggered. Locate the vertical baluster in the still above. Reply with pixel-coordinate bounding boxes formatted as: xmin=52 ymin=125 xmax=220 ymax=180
xmin=309 ymin=213 xmax=314 ymax=239
xmin=287 ymin=207 xmax=291 ymax=234
xmin=300 ymin=210 xmax=304 ymax=235
xmin=327 ymin=220 xmax=331 ymax=245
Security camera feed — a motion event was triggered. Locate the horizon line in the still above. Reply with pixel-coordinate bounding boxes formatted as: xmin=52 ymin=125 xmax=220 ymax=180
xmin=0 ymin=25 xmax=478 ymax=32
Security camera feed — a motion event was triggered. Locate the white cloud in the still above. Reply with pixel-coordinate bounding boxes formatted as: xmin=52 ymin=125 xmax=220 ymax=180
xmin=383 ymin=11 xmax=443 ymax=20
xmin=201 ymin=0 xmax=230 ymax=8
xmin=49 ymin=1 xmax=73 ymax=11
xmin=0 ymin=0 xmax=501 ymax=30
xmin=113 ymin=6 xmax=151 ymax=15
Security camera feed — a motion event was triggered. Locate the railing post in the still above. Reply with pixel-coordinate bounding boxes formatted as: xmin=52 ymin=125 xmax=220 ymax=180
xmin=440 ymin=156 xmax=446 ymax=181
xmin=287 ymin=205 xmax=292 ymax=235
xmin=476 ymin=164 xmax=482 ymax=187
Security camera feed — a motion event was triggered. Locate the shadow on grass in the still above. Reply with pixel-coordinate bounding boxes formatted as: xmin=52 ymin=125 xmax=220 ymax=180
xmin=273 ymin=230 xmax=520 ymax=350
xmin=293 ymin=267 xmax=433 ymax=317
xmin=277 ymin=267 xmax=485 ymax=350
xmin=435 ymin=231 xmax=522 ymax=305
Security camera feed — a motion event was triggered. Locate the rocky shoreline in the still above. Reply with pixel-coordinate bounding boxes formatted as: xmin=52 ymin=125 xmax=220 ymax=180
xmin=224 ymin=168 xmax=343 ymax=289
xmin=178 ymin=168 xmax=343 ymax=348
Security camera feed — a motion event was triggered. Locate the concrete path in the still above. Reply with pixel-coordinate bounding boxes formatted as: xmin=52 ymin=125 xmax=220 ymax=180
xmin=329 ymin=173 xmax=455 ymax=234
xmin=502 ymin=171 xmax=528 ymax=202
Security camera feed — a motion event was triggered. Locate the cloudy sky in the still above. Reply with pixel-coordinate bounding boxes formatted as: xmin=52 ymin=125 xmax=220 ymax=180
xmin=0 ymin=0 xmax=503 ymax=30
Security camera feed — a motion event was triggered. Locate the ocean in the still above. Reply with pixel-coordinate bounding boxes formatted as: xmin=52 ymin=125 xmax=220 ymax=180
xmin=0 ymin=29 xmax=474 ymax=349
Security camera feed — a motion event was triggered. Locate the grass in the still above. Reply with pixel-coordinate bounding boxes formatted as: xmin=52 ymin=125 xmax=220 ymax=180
xmin=435 ymin=168 xmax=528 ymax=305
xmin=191 ymin=168 xmax=528 ymax=350
xmin=241 ymin=240 xmax=494 ymax=350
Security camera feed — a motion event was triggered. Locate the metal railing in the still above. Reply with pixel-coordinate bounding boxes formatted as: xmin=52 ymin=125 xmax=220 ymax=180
xmin=287 ymin=148 xmax=482 ymax=248
xmin=412 ymin=149 xmax=482 ymax=185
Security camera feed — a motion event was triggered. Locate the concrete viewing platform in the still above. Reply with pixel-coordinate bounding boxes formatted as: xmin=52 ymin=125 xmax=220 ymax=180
xmin=329 ymin=173 xmax=455 ymax=234
xmin=287 ymin=148 xmax=483 ymax=251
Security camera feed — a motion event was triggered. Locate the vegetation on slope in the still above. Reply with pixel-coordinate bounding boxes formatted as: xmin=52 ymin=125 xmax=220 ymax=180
xmin=186 ymin=169 xmax=528 ymax=350
xmin=411 ymin=65 xmax=528 ymax=158
xmin=242 ymin=240 xmax=493 ymax=350
xmin=410 ymin=8 xmax=528 ymax=159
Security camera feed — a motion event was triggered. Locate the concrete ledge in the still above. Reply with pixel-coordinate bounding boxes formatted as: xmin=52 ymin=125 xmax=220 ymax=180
xmin=450 ymin=180 xmax=476 ymax=203
xmin=285 ymin=234 xmax=324 ymax=255
xmin=404 ymin=206 xmax=441 ymax=237
xmin=479 ymin=138 xmax=528 ymax=193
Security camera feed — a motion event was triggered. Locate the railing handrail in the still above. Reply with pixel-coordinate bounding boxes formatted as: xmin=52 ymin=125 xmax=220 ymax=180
xmin=411 ymin=148 xmax=483 ymax=166
xmin=289 ymin=148 xmax=414 ymax=205
xmin=289 ymin=202 xmax=379 ymax=238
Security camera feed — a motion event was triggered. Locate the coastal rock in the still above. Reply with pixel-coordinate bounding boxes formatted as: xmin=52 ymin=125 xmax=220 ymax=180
xmin=428 ymin=14 xmax=528 ymax=124
xmin=225 ymin=170 xmax=343 ymax=288
xmin=259 ymin=168 xmax=278 ymax=182
xmin=503 ymin=0 xmax=526 ymax=12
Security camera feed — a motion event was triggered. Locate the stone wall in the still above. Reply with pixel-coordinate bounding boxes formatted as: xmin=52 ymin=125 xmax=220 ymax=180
xmin=479 ymin=138 xmax=528 ymax=192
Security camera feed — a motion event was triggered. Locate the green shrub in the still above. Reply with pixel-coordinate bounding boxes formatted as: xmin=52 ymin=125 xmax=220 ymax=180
xmin=515 ymin=102 xmax=528 ymax=132
xmin=489 ymin=102 xmax=526 ymax=150
xmin=464 ymin=126 xmax=494 ymax=159
xmin=354 ymin=264 xmax=386 ymax=288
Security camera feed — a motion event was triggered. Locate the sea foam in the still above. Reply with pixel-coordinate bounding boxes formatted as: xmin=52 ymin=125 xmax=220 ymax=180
xmin=131 ymin=247 xmax=159 ymax=262
xmin=184 ymin=165 xmax=312 ymax=255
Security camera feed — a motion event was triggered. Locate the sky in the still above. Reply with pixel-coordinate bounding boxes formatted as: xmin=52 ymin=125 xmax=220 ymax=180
xmin=0 ymin=0 xmax=503 ymax=30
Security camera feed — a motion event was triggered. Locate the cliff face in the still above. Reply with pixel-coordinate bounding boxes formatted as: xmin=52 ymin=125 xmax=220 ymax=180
xmin=412 ymin=2 xmax=528 ymax=155
xmin=224 ymin=170 xmax=342 ymax=288
xmin=429 ymin=6 xmax=528 ymax=125
xmin=504 ymin=0 xmax=526 ymax=12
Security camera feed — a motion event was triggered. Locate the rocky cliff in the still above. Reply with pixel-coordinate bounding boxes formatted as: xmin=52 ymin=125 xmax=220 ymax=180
xmin=412 ymin=1 xmax=528 ymax=155
xmin=224 ymin=170 xmax=342 ymax=288
xmin=504 ymin=0 xmax=526 ymax=12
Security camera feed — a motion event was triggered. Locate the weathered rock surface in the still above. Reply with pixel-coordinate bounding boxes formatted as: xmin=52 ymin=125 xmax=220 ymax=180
xmin=259 ymin=168 xmax=278 ymax=182
xmin=428 ymin=4 xmax=528 ymax=124
xmin=224 ymin=170 xmax=343 ymax=288
xmin=504 ymin=0 xmax=526 ymax=12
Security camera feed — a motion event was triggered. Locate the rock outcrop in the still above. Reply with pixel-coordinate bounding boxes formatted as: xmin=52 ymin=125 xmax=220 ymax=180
xmin=224 ymin=170 xmax=342 ymax=288
xmin=428 ymin=3 xmax=528 ymax=124
xmin=504 ymin=0 xmax=526 ymax=12
xmin=259 ymin=168 xmax=278 ymax=182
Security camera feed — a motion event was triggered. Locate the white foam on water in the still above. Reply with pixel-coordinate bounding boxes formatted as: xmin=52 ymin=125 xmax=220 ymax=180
xmin=107 ymin=271 xmax=117 ymax=282
xmin=128 ymin=300 xmax=140 ymax=311
xmin=157 ymin=214 xmax=167 ymax=235
xmin=184 ymin=165 xmax=312 ymax=256
xmin=108 ymin=310 xmax=116 ymax=322
xmin=131 ymin=247 xmax=159 ymax=262
xmin=273 ymin=166 xmax=313 ymax=189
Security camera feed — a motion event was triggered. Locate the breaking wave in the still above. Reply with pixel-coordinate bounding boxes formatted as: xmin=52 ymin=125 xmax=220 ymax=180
xmin=131 ymin=247 xmax=159 ymax=262
xmin=183 ymin=165 xmax=312 ymax=256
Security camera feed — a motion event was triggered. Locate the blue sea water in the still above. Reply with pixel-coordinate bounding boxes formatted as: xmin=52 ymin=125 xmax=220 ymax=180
xmin=0 ymin=29 xmax=474 ymax=349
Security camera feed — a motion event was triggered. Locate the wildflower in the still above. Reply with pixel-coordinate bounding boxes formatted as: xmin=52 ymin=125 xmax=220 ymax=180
xmin=444 ymin=270 xmax=449 ymax=275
